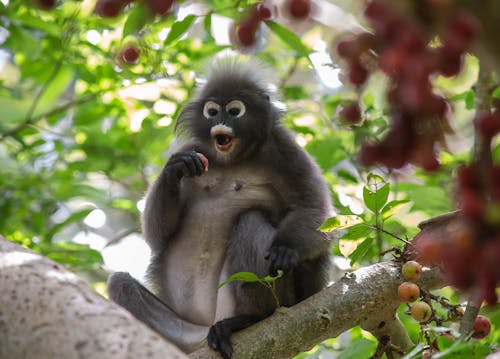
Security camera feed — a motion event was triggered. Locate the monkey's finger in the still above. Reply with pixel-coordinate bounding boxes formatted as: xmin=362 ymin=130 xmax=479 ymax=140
xmin=189 ymin=151 xmax=205 ymax=176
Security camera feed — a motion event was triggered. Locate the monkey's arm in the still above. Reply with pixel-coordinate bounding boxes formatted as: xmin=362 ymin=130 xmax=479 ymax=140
xmin=266 ymin=126 xmax=332 ymax=274
xmin=142 ymin=149 xmax=205 ymax=252
xmin=107 ymin=272 xmax=208 ymax=352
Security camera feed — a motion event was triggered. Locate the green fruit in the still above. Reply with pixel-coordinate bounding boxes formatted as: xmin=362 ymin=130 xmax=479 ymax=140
xmin=402 ymin=260 xmax=423 ymax=281
xmin=411 ymin=301 xmax=432 ymax=322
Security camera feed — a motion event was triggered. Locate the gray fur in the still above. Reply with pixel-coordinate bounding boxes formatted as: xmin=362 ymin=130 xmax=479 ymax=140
xmin=107 ymin=57 xmax=333 ymax=357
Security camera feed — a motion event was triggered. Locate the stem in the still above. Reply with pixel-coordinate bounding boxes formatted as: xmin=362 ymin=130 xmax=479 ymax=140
xmin=459 ymin=295 xmax=481 ymax=338
xmin=367 ymin=225 xmax=412 ymax=245
xmin=472 ymin=65 xmax=494 ymax=168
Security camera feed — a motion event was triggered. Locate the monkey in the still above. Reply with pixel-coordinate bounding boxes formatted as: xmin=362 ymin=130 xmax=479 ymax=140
xmin=107 ymin=57 xmax=333 ymax=359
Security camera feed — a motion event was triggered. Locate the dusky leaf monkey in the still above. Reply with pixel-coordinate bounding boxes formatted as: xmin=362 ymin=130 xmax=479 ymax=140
xmin=108 ymin=57 xmax=333 ymax=359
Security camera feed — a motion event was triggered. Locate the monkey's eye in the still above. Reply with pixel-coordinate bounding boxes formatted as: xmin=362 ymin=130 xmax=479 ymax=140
xmin=203 ymin=101 xmax=220 ymax=119
xmin=226 ymin=100 xmax=246 ymax=118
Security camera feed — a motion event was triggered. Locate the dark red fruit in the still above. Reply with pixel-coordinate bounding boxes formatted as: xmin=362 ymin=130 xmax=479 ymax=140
xmin=121 ymin=46 xmax=140 ymax=64
xmin=340 ymin=102 xmax=361 ymax=123
xmin=236 ymin=21 xmax=258 ymax=47
xmin=472 ymin=315 xmax=491 ymax=339
xmin=148 ymin=0 xmax=174 ymax=15
xmin=475 ymin=110 xmax=500 ymax=138
xmin=95 ymin=0 xmax=126 ymax=18
xmin=36 ymin=0 xmax=56 ymax=10
xmin=285 ymin=0 xmax=311 ymax=19
xmin=256 ymin=3 xmax=273 ymax=21
xmin=348 ymin=60 xmax=368 ymax=86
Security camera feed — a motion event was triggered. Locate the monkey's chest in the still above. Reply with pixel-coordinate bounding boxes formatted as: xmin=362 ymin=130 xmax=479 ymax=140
xmin=162 ymin=169 xmax=282 ymax=326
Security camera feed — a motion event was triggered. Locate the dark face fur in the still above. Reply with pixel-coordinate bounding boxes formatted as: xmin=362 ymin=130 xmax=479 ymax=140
xmin=176 ymin=75 xmax=280 ymax=164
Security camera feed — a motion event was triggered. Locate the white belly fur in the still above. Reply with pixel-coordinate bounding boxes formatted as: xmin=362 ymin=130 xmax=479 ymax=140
xmin=161 ymin=165 xmax=281 ymax=326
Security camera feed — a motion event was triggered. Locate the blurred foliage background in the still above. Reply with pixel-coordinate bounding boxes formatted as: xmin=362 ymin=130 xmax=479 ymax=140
xmin=0 ymin=0 xmax=498 ymax=357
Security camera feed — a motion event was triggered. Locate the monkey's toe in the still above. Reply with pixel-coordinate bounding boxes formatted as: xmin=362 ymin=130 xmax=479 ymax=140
xmin=208 ymin=322 xmax=234 ymax=359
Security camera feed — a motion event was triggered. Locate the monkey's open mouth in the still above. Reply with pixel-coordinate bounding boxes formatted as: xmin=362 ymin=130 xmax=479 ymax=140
xmin=215 ymin=134 xmax=233 ymax=152
xmin=211 ymin=125 xmax=234 ymax=153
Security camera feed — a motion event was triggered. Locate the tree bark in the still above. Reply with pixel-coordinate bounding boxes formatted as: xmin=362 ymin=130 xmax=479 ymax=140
xmin=0 ymin=236 xmax=188 ymax=359
xmin=190 ymin=263 xmax=443 ymax=359
xmin=0 ymin=236 xmax=443 ymax=359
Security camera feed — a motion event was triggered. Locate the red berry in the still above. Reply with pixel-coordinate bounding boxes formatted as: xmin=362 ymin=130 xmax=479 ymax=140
xmin=236 ymin=21 xmax=259 ymax=47
xmin=340 ymin=102 xmax=361 ymax=123
xmin=447 ymin=12 xmax=479 ymax=49
xmin=348 ymin=60 xmax=368 ymax=86
xmin=398 ymin=282 xmax=420 ymax=302
xmin=472 ymin=315 xmax=491 ymax=339
xmin=402 ymin=261 xmax=423 ymax=281
xmin=436 ymin=46 xmax=463 ymax=77
xmin=256 ymin=3 xmax=273 ymax=21
xmin=379 ymin=47 xmax=408 ymax=77
xmin=36 ymin=0 xmax=56 ymax=10
xmin=475 ymin=111 xmax=500 ymax=138
xmin=95 ymin=0 xmax=126 ymax=17
xmin=411 ymin=301 xmax=432 ymax=322
xmin=121 ymin=46 xmax=140 ymax=64
xmin=286 ymin=0 xmax=311 ymax=20
xmin=148 ymin=0 xmax=174 ymax=15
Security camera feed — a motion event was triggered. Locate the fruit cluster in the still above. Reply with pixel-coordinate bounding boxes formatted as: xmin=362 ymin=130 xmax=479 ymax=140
xmin=418 ymin=165 xmax=500 ymax=305
xmin=337 ymin=0 xmax=480 ymax=170
xmin=95 ymin=0 xmax=174 ymax=17
xmin=397 ymin=261 xmax=432 ymax=322
xmin=398 ymin=260 xmax=491 ymax=342
xmin=230 ymin=0 xmax=312 ymax=47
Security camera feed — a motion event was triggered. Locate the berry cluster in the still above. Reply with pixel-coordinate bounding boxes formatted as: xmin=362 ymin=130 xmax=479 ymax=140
xmin=398 ymin=260 xmax=491 ymax=344
xmin=231 ymin=3 xmax=275 ymax=47
xmin=231 ymin=0 xmax=311 ymax=48
xmin=337 ymin=0 xmax=480 ymax=171
xmin=95 ymin=0 xmax=174 ymax=18
xmin=414 ymin=158 xmax=500 ymax=305
xmin=397 ymin=261 xmax=432 ymax=322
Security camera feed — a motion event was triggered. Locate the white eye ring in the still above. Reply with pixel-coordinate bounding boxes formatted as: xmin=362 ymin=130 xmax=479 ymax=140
xmin=226 ymin=100 xmax=246 ymax=118
xmin=203 ymin=101 xmax=220 ymax=119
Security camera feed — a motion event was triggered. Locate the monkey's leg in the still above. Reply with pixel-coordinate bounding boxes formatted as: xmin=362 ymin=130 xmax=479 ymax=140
xmin=208 ymin=210 xmax=279 ymax=359
xmin=107 ymin=272 xmax=208 ymax=352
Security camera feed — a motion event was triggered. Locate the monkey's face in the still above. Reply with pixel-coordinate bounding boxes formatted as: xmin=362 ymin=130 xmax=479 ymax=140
xmin=177 ymin=89 xmax=277 ymax=164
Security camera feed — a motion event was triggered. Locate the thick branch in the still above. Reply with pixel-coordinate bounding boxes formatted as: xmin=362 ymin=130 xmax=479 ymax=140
xmin=190 ymin=262 xmax=443 ymax=359
xmin=0 ymin=236 xmax=188 ymax=359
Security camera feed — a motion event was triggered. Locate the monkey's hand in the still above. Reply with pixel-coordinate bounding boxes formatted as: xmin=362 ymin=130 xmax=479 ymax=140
xmin=207 ymin=321 xmax=233 ymax=359
xmin=265 ymin=241 xmax=299 ymax=277
xmin=162 ymin=150 xmax=206 ymax=188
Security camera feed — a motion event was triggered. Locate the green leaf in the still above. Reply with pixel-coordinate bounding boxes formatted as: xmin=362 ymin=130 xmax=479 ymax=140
xmin=164 ymin=15 xmax=196 ymax=46
xmin=319 ymin=217 xmax=340 ymax=232
xmin=123 ymin=3 xmax=150 ymax=37
xmin=218 ymin=271 xmax=260 ymax=289
xmin=492 ymin=86 xmax=500 ymax=99
xmin=34 ymin=66 xmax=74 ymax=118
xmin=44 ymin=208 xmax=93 ymax=242
xmin=400 ymin=343 xmax=427 ymax=359
xmin=349 ymin=237 xmax=374 ymax=265
xmin=263 ymin=270 xmax=283 ymax=283
xmin=336 ymin=337 xmax=377 ymax=359
xmin=363 ymin=175 xmax=389 ymax=214
xmin=265 ymin=21 xmax=311 ymax=56
xmin=204 ymin=12 xmax=212 ymax=36
xmin=342 ymin=223 xmax=373 ymax=240
xmin=381 ymin=199 xmax=411 ymax=220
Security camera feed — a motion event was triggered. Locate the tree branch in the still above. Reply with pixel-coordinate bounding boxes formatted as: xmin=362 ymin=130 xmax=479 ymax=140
xmin=0 ymin=234 xmax=444 ymax=359
xmin=0 ymin=236 xmax=188 ymax=359
xmin=190 ymin=263 xmax=443 ymax=359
